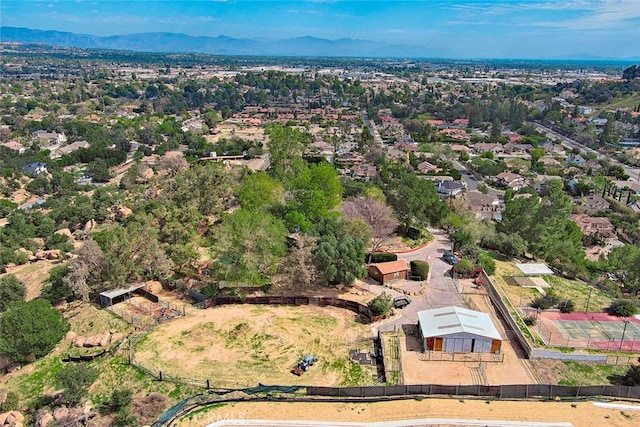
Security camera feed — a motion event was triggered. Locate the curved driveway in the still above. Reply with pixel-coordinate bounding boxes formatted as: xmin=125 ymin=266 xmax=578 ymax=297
xmin=375 ymin=228 xmax=464 ymax=333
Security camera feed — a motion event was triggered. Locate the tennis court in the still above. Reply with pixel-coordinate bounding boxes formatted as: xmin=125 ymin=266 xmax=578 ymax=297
xmin=535 ymin=311 xmax=640 ymax=351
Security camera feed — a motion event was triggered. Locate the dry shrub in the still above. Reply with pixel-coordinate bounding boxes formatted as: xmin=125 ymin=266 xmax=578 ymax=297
xmin=132 ymin=393 xmax=167 ymax=424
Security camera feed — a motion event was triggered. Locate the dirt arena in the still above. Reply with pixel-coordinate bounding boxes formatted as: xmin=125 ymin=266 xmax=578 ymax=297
xmin=175 ymin=399 xmax=640 ymax=427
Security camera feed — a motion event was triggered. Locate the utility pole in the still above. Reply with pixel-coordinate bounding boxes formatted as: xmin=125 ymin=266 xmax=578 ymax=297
xmin=584 ymin=287 xmax=593 ymax=313
xmin=620 ymin=320 xmax=630 ymax=350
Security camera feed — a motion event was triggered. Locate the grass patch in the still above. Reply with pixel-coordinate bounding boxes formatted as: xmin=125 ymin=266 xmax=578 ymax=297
xmin=556 ymin=361 xmax=627 ymax=386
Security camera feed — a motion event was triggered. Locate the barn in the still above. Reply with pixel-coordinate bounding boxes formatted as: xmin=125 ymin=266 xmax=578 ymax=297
xmin=417 ymin=306 xmax=502 ymax=354
xmin=367 ymin=260 xmax=410 ymax=285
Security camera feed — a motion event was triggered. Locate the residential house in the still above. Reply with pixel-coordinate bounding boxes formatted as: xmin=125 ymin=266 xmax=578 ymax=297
xmin=22 ymin=162 xmax=48 ymax=176
xmin=367 ymin=260 xmax=410 ymax=286
xmin=494 ymin=171 xmax=526 ymax=191
xmin=567 ymin=154 xmax=587 ymax=166
xmin=348 ymin=163 xmax=377 ymax=181
xmin=1 ymin=140 xmax=26 ymax=154
xmin=466 ymin=191 xmax=504 ymax=221
xmin=473 ymin=143 xmax=504 ymax=155
xmin=503 ymin=143 xmax=533 ymax=155
xmin=570 ymin=214 xmax=614 ymax=237
xmin=578 ymin=193 xmax=610 ymax=213
xmin=416 ymin=161 xmax=442 ymax=174
xmin=51 ymin=140 xmax=90 ymax=159
xmin=436 ymin=180 xmax=465 ymax=197
xmin=33 ymin=131 xmax=66 ymax=150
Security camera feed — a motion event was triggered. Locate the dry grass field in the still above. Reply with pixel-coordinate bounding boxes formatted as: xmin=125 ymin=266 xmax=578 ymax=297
xmin=133 ymin=305 xmax=377 ymax=388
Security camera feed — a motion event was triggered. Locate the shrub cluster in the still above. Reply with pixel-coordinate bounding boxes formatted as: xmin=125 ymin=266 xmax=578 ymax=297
xmin=410 ymin=260 xmax=429 ymax=280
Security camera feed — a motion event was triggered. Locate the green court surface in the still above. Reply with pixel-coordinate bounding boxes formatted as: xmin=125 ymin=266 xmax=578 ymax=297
xmin=556 ymin=320 xmax=640 ymax=341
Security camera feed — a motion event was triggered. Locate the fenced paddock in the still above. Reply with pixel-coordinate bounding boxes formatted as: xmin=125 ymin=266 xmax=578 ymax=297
xmin=534 ymin=310 xmax=640 ymax=351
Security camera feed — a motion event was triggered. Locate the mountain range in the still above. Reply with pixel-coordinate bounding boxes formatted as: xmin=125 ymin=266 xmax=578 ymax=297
xmin=0 ymin=27 xmax=449 ymax=58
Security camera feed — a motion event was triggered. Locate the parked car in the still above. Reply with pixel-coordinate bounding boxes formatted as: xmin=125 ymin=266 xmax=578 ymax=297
xmin=442 ymin=253 xmax=460 ymax=265
xmin=393 ymin=295 xmax=412 ymax=309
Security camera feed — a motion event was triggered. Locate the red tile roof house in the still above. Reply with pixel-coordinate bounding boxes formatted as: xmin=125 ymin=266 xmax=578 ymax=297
xmin=367 ymin=260 xmax=410 ymax=286
xmin=570 ymin=214 xmax=615 ymax=238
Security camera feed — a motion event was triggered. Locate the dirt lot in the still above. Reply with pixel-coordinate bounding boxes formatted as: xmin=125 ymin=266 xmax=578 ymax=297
xmin=133 ymin=305 xmax=375 ymax=388
xmin=176 ymin=399 xmax=640 ymax=427
xmin=401 ymin=283 xmax=537 ymax=386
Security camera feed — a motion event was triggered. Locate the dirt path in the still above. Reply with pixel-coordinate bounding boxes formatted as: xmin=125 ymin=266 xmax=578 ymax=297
xmin=176 ymin=399 xmax=640 ymax=427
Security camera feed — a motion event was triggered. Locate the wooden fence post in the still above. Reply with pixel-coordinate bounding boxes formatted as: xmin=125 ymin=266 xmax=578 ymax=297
xmin=159 ymin=371 xmax=163 ymax=382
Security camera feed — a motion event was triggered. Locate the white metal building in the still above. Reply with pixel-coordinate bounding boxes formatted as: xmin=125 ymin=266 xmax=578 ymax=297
xmin=417 ymin=306 xmax=502 ymax=354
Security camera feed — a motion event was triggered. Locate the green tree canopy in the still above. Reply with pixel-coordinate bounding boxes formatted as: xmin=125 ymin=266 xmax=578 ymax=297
xmin=313 ymin=219 xmax=366 ymax=286
xmin=0 ymin=299 xmax=69 ymax=363
xmin=236 ymin=172 xmax=284 ymax=212
xmin=211 ymin=209 xmax=288 ymax=285
xmin=384 ymin=168 xmax=449 ymax=232
xmin=0 ymin=275 xmax=26 ymax=312
xmin=266 ymin=124 xmax=310 ymax=182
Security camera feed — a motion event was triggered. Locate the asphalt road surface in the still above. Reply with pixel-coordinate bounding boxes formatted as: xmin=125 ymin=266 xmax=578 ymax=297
xmin=530 ymin=121 xmax=640 ymax=182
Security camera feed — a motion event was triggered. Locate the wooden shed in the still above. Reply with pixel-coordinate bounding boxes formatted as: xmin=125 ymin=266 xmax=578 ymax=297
xmin=417 ymin=306 xmax=502 ymax=354
xmin=367 ymin=260 xmax=410 ymax=285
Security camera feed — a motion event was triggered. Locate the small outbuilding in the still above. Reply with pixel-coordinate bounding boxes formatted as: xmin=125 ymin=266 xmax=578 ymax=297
xmin=367 ymin=260 xmax=410 ymax=286
xmin=417 ymin=306 xmax=502 ymax=354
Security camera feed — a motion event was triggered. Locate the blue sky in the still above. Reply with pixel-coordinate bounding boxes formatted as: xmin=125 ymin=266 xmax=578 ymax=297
xmin=2 ymin=0 xmax=640 ymax=58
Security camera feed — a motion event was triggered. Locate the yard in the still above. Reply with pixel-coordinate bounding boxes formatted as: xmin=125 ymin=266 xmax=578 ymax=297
xmin=493 ymin=260 xmax=612 ymax=314
xmin=132 ymin=305 xmax=377 ymax=388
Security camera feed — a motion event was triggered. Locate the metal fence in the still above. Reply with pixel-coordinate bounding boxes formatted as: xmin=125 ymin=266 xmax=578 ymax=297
xmin=535 ymin=317 xmax=640 ymax=352
xmin=305 ymin=383 xmax=640 ymax=399
xmin=197 ymin=295 xmax=373 ymax=322
xmin=419 ymin=351 xmax=504 ymax=363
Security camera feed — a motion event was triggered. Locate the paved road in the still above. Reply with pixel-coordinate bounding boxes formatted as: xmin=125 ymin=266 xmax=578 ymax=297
xmin=452 ymin=160 xmax=503 ymax=198
xmin=530 ymin=122 xmax=640 ymax=182
xmin=375 ymin=229 xmax=463 ymax=333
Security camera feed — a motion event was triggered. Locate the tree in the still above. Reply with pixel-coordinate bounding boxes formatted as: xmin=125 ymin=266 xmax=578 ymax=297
xmin=0 ymin=299 xmax=69 ymax=363
xmin=63 ymin=240 xmax=106 ymax=302
xmin=0 ymin=275 xmax=26 ymax=312
xmin=314 ymin=219 xmax=366 ymax=286
xmin=342 ymin=196 xmax=397 ymax=258
xmin=621 ymin=360 xmax=640 ymax=386
xmin=490 ymin=118 xmax=502 ymax=143
xmin=530 ymin=147 xmax=545 ymax=167
xmin=410 ymin=260 xmax=429 ymax=280
xmin=237 ymin=172 xmax=284 ymax=212
xmin=211 ymin=209 xmax=287 ymax=285
xmin=275 ymin=234 xmax=318 ymax=288
xmin=607 ymin=299 xmax=638 ymax=317
xmin=385 ymin=168 xmax=449 ymax=232
xmin=368 ymin=292 xmax=393 ymax=316
xmin=284 ymin=162 xmax=343 ymax=231
xmin=266 ymin=124 xmax=309 ymax=182
xmin=56 ymin=363 xmax=99 ymax=405
xmin=40 ymin=264 xmax=74 ymax=305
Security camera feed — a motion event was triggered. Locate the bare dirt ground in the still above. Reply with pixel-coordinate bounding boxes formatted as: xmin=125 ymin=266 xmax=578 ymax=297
xmin=133 ymin=305 xmax=374 ymax=388
xmin=401 ymin=282 xmax=538 ymax=386
xmin=176 ymin=399 xmax=640 ymax=427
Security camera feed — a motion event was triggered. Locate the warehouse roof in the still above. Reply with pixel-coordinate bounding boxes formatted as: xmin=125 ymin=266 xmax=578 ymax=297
xmin=417 ymin=306 xmax=502 ymax=340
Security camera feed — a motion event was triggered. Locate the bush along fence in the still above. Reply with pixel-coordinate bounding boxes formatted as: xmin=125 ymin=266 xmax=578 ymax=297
xmin=195 ymin=295 xmax=373 ymax=323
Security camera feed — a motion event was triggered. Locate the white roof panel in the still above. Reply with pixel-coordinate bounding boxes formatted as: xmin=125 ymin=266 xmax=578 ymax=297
xmin=417 ymin=306 xmax=502 ymax=340
xmin=515 ymin=263 xmax=554 ymax=275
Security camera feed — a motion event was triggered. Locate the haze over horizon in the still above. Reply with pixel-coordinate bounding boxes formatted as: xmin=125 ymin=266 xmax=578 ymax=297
xmin=2 ymin=0 xmax=640 ymax=59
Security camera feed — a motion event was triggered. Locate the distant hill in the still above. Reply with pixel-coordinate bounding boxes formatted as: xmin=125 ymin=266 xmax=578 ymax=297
xmin=0 ymin=27 xmax=448 ymax=58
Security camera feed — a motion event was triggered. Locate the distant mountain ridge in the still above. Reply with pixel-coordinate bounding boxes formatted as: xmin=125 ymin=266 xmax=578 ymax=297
xmin=0 ymin=27 xmax=448 ymax=58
